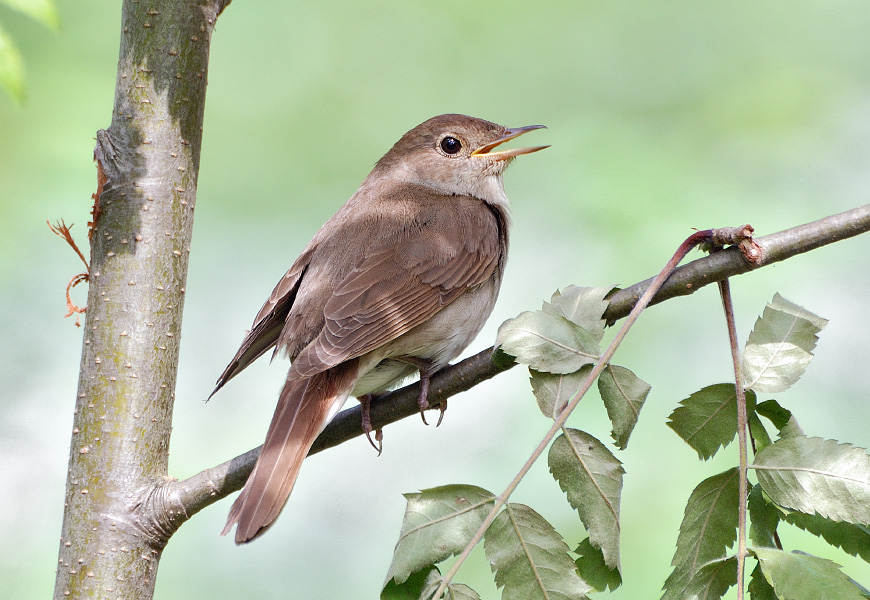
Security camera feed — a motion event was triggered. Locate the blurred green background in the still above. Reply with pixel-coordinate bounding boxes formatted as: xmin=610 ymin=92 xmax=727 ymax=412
xmin=2 ymin=1 xmax=870 ymax=598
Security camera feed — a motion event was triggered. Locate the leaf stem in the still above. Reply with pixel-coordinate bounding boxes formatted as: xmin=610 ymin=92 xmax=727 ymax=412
xmin=431 ymin=228 xmax=741 ymax=599
xmin=717 ymin=278 xmax=748 ymax=599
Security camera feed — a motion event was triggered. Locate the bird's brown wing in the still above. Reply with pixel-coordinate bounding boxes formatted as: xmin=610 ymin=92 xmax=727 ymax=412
xmin=210 ymin=247 xmax=314 ymax=397
xmin=290 ymin=195 xmax=505 ymax=378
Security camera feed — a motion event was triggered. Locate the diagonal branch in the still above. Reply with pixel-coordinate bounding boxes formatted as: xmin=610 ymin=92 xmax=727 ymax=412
xmin=162 ymin=204 xmax=870 ymax=529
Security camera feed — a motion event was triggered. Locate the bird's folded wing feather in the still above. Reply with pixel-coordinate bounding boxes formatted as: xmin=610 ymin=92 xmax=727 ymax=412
xmin=291 ymin=196 xmax=504 ymax=377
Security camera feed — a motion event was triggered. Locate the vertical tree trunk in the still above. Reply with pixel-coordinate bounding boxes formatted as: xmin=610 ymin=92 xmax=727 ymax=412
xmin=53 ymin=1 xmax=230 ymax=598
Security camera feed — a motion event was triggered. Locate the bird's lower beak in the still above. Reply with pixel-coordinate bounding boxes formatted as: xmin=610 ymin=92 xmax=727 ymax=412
xmin=471 ymin=125 xmax=549 ymax=161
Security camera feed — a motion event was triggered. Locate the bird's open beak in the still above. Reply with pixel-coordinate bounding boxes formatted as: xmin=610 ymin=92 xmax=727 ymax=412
xmin=471 ymin=125 xmax=549 ymax=161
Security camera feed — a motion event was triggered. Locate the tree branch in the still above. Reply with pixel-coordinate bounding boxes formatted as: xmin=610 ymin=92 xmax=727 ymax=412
xmin=163 ymin=204 xmax=870 ymax=526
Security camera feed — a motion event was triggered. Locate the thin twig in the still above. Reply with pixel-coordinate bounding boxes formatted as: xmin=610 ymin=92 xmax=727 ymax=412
xmin=47 ymin=220 xmax=90 ymax=324
xmin=718 ymin=278 xmax=748 ymax=599
xmin=431 ymin=227 xmax=751 ymax=599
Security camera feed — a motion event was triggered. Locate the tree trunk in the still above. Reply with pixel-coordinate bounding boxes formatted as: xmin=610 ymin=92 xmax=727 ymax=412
xmin=53 ymin=1 xmax=231 ymax=598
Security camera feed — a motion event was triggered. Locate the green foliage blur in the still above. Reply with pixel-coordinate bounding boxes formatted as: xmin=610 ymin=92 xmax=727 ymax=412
xmin=2 ymin=1 xmax=869 ymax=598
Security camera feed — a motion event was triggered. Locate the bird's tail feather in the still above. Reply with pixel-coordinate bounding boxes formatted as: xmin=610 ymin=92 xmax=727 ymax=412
xmin=222 ymin=360 xmax=358 ymax=543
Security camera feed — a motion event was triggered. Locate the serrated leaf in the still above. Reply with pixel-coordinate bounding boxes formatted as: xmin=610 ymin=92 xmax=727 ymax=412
xmin=382 ymin=567 xmax=481 ymax=600
xmin=497 ymin=311 xmax=600 ymax=374
xmin=0 ymin=24 xmax=25 ymax=103
xmin=384 ymin=485 xmax=495 ymax=588
xmin=748 ymin=484 xmax=783 ymax=549
xmin=755 ymin=399 xmax=792 ymax=431
xmin=542 ymin=286 xmax=611 ymax=342
xmin=753 ymin=548 xmax=865 ymax=600
xmin=666 ymin=384 xmax=756 ymax=460
xmin=382 ymin=566 xmax=440 ymax=600
xmin=484 ymin=503 xmax=592 ymax=600
xmin=574 ymin=538 xmax=622 ymax=592
xmin=440 ymin=584 xmax=480 ymax=600
xmin=662 ymin=468 xmax=739 ymax=599
xmin=679 ymin=556 xmax=737 ymax=600
xmin=753 ymin=436 xmax=870 ymax=525
xmin=743 ymin=294 xmax=827 ymax=393
xmin=785 ymin=511 xmax=870 ymax=563
xmin=748 ymin=563 xmax=778 ymax=600
xmin=549 ymin=429 xmax=624 ymax=570
xmin=755 ymin=399 xmax=805 ymax=439
xmin=749 ymin=411 xmax=773 ymax=452
xmin=530 ymin=366 xmax=592 ymax=419
xmin=598 ymin=364 xmax=650 ymax=449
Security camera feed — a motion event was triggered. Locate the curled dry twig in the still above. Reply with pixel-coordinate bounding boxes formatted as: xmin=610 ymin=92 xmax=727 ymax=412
xmin=47 ymin=219 xmax=89 ymax=325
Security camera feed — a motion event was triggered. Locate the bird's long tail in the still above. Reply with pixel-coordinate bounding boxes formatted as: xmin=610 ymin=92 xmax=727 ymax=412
xmin=222 ymin=360 xmax=359 ymax=543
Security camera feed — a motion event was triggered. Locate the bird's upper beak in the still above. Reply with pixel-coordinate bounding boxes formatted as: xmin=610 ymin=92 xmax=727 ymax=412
xmin=471 ymin=125 xmax=549 ymax=161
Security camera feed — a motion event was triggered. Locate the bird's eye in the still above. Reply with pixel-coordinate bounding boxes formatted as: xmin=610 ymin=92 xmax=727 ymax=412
xmin=440 ymin=136 xmax=462 ymax=155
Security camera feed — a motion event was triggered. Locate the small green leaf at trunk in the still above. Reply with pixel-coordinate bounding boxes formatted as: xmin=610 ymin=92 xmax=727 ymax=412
xmin=484 ymin=503 xmax=592 ymax=600
xmin=497 ymin=310 xmax=600 ymax=374
xmin=548 ymin=429 xmax=623 ymax=571
xmin=542 ymin=285 xmax=611 ymax=342
xmin=574 ymin=538 xmax=622 ymax=592
xmin=743 ymin=293 xmax=827 ymax=393
xmin=662 ymin=468 xmax=739 ymax=599
xmin=597 ymin=364 xmax=650 ymax=449
xmin=666 ymin=384 xmax=756 ymax=460
xmin=752 ymin=548 xmax=866 ymax=600
xmin=384 ymin=485 xmax=495 ymax=589
xmin=753 ymin=436 xmax=870 ymax=525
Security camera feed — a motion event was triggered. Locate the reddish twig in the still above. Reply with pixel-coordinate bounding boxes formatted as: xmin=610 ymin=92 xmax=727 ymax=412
xmin=47 ymin=220 xmax=89 ymax=325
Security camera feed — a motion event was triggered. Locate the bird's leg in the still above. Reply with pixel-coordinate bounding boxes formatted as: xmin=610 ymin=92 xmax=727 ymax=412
xmin=357 ymin=394 xmax=383 ymax=455
xmin=393 ymin=357 xmax=445 ymax=426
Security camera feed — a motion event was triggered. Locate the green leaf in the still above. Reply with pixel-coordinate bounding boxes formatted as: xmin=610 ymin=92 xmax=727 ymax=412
xmin=542 ymin=285 xmax=611 ymax=342
xmin=597 ymin=364 xmax=650 ymax=449
xmin=662 ymin=468 xmax=739 ymax=599
xmin=748 ymin=484 xmax=783 ymax=549
xmin=0 ymin=0 xmax=60 ymax=30
xmin=497 ymin=311 xmax=600 ymax=374
xmin=382 ymin=567 xmax=481 ymax=600
xmin=752 ymin=547 xmax=865 ymax=600
xmin=785 ymin=512 xmax=870 ymax=563
xmin=383 ymin=485 xmax=495 ymax=588
xmin=548 ymin=429 xmax=624 ymax=570
xmin=755 ymin=399 xmax=793 ymax=431
xmin=749 ymin=411 xmax=774 ymax=452
xmin=574 ymin=538 xmax=622 ymax=592
xmin=748 ymin=563 xmax=778 ymax=600
xmin=753 ymin=436 xmax=870 ymax=525
xmin=743 ymin=294 xmax=827 ymax=393
xmin=530 ymin=366 xmax=592 ymax=419
xmin=666 ymin=384 xmax=756 ymax=460
xmin=484 ymin=503 xmax=592 ymax=600
xmin=680 ymin=556 xmax=737 ymax=600
xmin=0 ymin=24 xmax=25 ymax=103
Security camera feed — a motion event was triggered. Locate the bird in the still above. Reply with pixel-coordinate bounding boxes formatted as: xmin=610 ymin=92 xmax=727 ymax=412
xmin=212 ymin=113 xmax=547 ymax=543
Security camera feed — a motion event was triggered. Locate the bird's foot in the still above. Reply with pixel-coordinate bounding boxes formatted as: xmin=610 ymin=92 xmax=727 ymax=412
xmin=358 ymin=394 xmax=383 ymax=455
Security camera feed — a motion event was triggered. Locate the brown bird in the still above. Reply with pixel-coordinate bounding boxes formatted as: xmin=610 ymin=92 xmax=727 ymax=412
xmin=212 ymin=114 xmax=547 ymax=543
